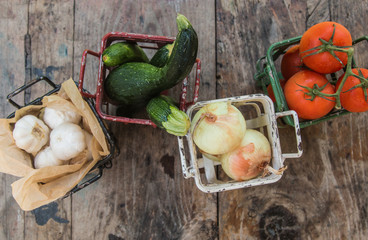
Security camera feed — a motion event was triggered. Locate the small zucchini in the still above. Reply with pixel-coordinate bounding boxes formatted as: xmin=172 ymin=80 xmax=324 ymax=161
xmin=146 ymin=95 xmax=190 ymax=136
xmin=102 ymin=42 xmax=149 ymax=67
xmin=149 ymin=42 xmax=174 ymax=68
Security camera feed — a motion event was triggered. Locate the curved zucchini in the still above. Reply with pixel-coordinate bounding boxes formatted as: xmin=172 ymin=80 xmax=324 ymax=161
xmin=149 ymin=42 xmax=174 ymax=68
xmin=146 ymin=95 xmax=190 ymax=136
xmin=104 ymin=14 xmax=198 ymax=108
xmin=161 ymin=14 xmax=198 ymax=86
xmin=102 ymin=42 xmax=149 ymax=67
xmin=104 ymin=62 xmax=163 ymax=106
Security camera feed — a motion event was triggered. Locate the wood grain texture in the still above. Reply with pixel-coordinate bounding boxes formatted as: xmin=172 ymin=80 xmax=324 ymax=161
xmin=23 ymin=1 xmax=74 ymax=239
xmin=0 ymin=0 xmax=28 ymax=239
xmin=216 ymin=0 xmax=368 ymax=239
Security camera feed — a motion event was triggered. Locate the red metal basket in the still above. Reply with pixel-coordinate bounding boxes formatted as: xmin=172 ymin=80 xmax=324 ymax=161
xmin=78 ymin=32 xmax=201 ymax=126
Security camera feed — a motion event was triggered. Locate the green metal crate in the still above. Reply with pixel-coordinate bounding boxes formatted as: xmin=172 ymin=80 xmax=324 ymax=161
xmin=254 ymin=35 xmax=368 ymax=128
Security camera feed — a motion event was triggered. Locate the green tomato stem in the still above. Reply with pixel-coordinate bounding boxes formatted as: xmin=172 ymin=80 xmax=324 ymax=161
xmin=303 ymin=47 xmax=357 ymax=109
xmin=330 ymin=47 xmax=354 ymax=109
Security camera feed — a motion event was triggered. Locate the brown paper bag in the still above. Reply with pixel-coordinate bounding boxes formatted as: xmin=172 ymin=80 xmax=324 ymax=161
xmin=0 ymin=78 xmax=110 ymax=211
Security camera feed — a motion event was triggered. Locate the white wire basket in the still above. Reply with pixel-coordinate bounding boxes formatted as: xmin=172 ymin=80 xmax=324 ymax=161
xmin=177 ymin=94 xmax=303 ymax=193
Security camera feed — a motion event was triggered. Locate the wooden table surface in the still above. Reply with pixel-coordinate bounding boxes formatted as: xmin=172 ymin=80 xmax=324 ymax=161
xmin=1 ymin=0 xmax=368 ymax=239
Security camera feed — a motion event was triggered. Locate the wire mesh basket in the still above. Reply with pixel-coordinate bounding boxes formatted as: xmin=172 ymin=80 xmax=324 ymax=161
xmin=6 ymin=76 xmax=118 ymax=198
xmin=254 ymin=35 xmax=368 ymax=128
xmin=177 ymin=94 xmax=302 ymax=193
xmin=78 ymin=32 xmax=201 ymax=126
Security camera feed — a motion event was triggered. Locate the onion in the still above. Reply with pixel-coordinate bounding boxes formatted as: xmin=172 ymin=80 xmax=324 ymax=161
xmin=202 ymin=152 xmax=221 ymax=162
xmin=221 ymin=129 xmax=278 ymax=181
xmin=190 ymin=102 xmax=246 ymax=155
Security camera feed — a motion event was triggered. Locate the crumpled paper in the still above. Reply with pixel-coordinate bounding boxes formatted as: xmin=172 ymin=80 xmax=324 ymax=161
xmin=0 ymin=78 xmax=110 ymax=211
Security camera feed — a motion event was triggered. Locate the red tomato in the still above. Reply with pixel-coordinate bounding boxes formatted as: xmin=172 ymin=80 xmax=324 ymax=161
xmin=281 ymin=44 xmax=303 ymax=80
xmin=267 ymin=80 xmax=286 ymax=103
xmin=336 ymin=68 xmax=368 ymax=112
xmin=284 ymin=70 xmax=336 ymax=120
xmin=299 ymin=22 xmax=352 ymax=74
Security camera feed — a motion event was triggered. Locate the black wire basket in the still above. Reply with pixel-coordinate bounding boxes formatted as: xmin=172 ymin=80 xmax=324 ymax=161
xmin=6 ymin=76 xmax=119 ymax=198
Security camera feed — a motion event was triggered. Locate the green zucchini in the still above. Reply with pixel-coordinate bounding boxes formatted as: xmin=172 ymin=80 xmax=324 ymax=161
xmin=102 ymin=42 xmax=149 ymax=67
xmin=104 ymin=14 xmax=198 ymax=108
xmin=149 ymin=42 xmax=174 ymax=68
xmin=106 ymin=62 xmax=163 ymax=106
xmin=146 ymin=95 xmax=190 ymax=136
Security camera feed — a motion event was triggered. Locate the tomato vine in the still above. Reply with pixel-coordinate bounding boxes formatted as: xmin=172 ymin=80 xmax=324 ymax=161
xmin=299 ymin=24 xmax=367 ymax=109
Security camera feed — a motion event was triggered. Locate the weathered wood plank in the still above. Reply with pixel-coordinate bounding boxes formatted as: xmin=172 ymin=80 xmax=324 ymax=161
xmin=71 ymin=1 xmax=217 ymax=239
xmin=216 ymin=0 xmax=368 ymax=239
xmin=22 ymin=1 xmax=74 ymax=239
xmin=0 ymin=0 xmax=28 ymax=239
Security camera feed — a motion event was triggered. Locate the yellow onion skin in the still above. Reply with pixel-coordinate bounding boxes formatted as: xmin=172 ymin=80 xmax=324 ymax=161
xmin=202 ymin=152 xmax=221 ymax=162
xmin=221 ymin=129 xmax=271 ymax=181
xmin=190 ymin=102 xmax=246 ymax=155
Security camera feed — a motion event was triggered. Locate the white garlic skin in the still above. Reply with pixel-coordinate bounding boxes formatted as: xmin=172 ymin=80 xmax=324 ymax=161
xmin=13 ymin=115 xmax=50 ymax=154
xmin=50 ymin=122 xmax=86 ymax=161
xmin=43 ymin=107 xmax=81 ymax=129
xmin=34 ymin=146 xmax=64 ymax=169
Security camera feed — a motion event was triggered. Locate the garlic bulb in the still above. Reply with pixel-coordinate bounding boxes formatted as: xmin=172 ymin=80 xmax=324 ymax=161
xmin=13 ymin=115 xmax=50 ymax=154
xmin=50 ymin=122 xmax=86 ymax=161
xmin=43 ymin=107 xmax=81 ymax=129
xmin=34 ymin=146 xmax=64 ymax=169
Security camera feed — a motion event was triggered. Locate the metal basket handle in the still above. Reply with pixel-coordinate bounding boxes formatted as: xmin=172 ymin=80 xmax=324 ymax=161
xmin=62 ymin=167 xmax=104 ymax=199
xmin=178 ymin=135 xmax=194 ymax=179
xmin=63 ymin=160 xmax=113 ymax=199
xmin=7 ymin=76 xmax=58 ymax=110
xmin=275 ymin=110 xmax=303 ymax=159
xmin=78 ymin=49 xmax=100 ymax=99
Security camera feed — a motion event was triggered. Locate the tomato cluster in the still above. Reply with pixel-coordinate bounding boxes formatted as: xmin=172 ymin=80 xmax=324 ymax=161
xmin=267 ymin=21 xmax=368 ymax=120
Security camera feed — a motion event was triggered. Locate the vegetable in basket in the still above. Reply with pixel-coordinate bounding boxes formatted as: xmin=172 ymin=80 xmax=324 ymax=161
xmin=34 ymin=146 xmax=63 ymax=169
xmin=102 ymin=42 xmax=149 ymax=67
xmin=221 ymin=129 xmax=273 ymax=181
xmin=149 ymin=42 xmax=174 ymax=68
xmin=50 ymin=122 xmax=86 ymax=161
xmin=259 ymin=21 xmax=368 ymax=128
xmin=284 ymin=70 xmax=336 ymax=120
xmin=11 ymin=100 xmax=93 ymax=169
xmin=43 ymin=106 xmax=81 ymax=129
xmin=299 ymin=21 xmax=352 ymax=74
xmin=190 ymin=101 xmax=246 ymax=155
xmin=146 ymin=95 xmax=190 ymax=137
xmin=190 ymin=102 xmax=286 ymax=182
xmin=336 ymin=68 xmax=368 ymax=112
xmin=104 ymin=14 xmax=198 ymax=108
xmin=281 ymin=44 xmax=303 ymax=80
xmin=13 ymin=115 xmax=50 ymax=155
